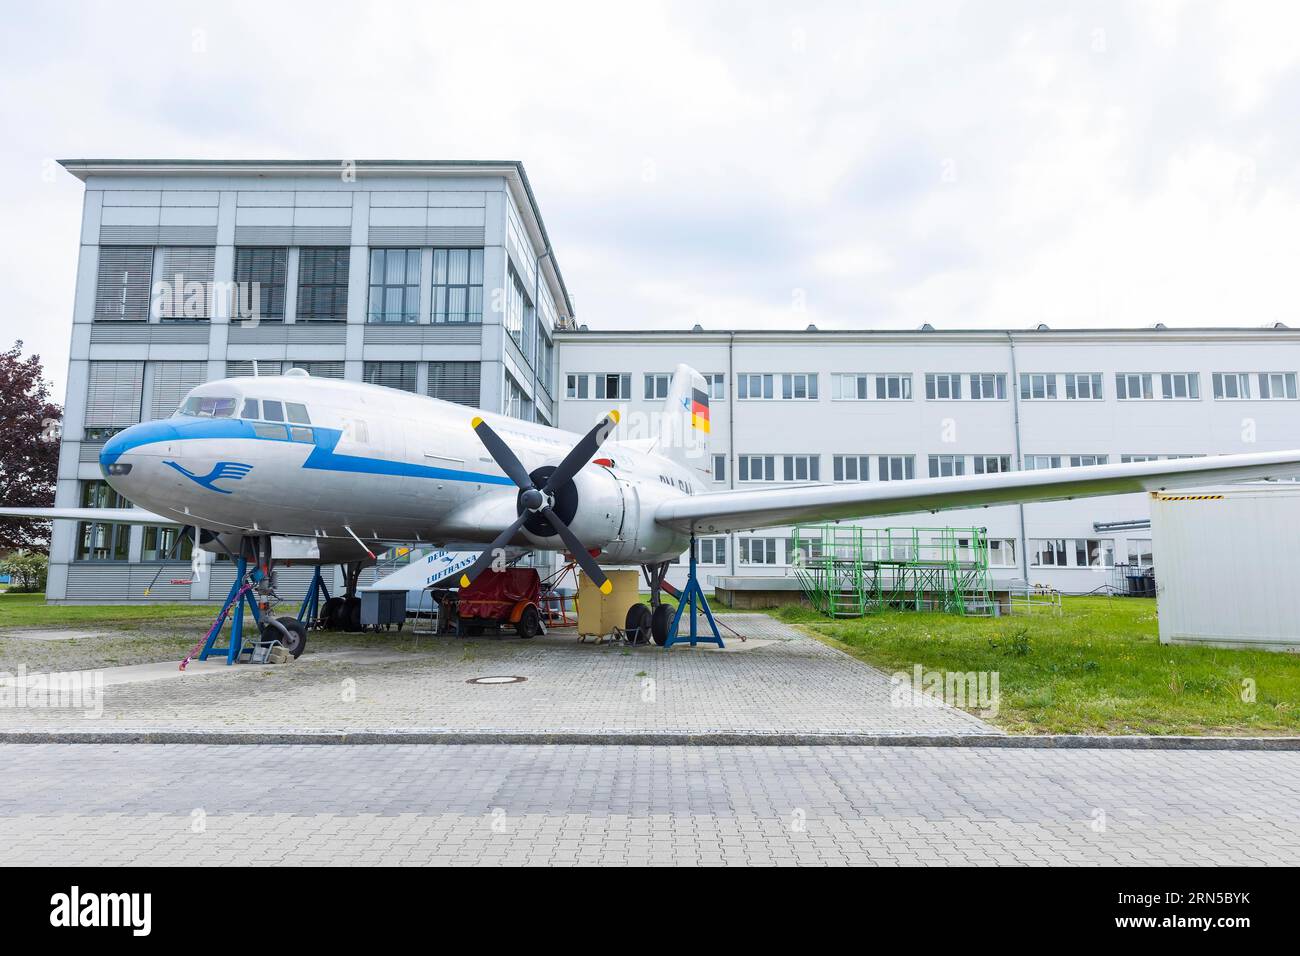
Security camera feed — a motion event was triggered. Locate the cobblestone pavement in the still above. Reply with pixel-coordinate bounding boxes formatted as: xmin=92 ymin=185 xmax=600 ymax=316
xmin=0 ymin=614 xmax=999 ymax=737
xmin=1 ymin=744 xmax=1297 ymax=865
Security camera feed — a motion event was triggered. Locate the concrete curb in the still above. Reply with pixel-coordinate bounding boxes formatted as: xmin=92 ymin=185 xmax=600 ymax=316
xmin=2 ymin=731 xmax=1300 ymax=750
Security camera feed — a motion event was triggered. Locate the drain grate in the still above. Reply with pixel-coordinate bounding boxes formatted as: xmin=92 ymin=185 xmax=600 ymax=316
xmin=465 ymin=675 xmax=528 ymax=685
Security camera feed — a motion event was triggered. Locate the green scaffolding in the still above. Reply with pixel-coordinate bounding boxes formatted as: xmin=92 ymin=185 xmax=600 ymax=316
xmin=790 ymin=525 xmax=995 ymax=618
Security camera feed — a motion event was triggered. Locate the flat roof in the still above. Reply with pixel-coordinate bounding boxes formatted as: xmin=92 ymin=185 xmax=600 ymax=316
xmin=57 ymin=158 xmax=575 ymax=319
xmin=556 ymin=324 xmax=1298 ymax=342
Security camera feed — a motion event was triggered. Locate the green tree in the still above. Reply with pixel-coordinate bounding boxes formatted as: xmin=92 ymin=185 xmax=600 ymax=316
xmin=0 ymin=341 xmax=62 ymax=553
xmin=0 ymin=550 xmax=48 ymax=592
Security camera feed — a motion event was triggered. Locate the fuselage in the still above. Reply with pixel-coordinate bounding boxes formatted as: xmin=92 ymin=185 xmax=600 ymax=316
xmin=100 ymin=374 xmax=700 ymax=565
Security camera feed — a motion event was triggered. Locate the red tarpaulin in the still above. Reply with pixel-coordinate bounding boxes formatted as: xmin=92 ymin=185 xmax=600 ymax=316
xmin=457 ymin=568 xmax=541 ymax=620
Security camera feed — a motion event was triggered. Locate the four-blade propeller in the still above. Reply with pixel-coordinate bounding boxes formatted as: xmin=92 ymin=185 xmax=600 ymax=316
xmin=458 ymin=410 xmax=621 ymax=595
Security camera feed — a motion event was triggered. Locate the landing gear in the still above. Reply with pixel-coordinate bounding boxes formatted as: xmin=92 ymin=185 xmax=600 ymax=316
xmin=640 ymin=560 xmax=674 ymax=646
xmin=317 ymin=561 xmax=365 ymax=631
xmin=262 ymin=615 xmax=308 ymax=658
xmin=624 ymin=603 xmax=652 ymax=645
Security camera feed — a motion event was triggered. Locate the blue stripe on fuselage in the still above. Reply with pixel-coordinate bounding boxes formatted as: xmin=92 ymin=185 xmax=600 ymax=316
xmin=101 ymin=416 xmax=514 ymax=486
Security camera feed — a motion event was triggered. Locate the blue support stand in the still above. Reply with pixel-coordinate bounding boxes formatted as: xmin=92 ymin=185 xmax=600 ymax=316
xmin=297 ymin=565 xmax=329 ymax=625
xmin=664 ymin=535 xmax=724 ymax=649
xmin=198 ymin=557 xmax=264 ymax=665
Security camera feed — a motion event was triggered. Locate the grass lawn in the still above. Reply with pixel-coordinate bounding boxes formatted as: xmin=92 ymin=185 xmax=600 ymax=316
xmin=0 ymin=592 xmax=219 ymax=629
xmin=773 ymin=596 xmax=1300 ymax=737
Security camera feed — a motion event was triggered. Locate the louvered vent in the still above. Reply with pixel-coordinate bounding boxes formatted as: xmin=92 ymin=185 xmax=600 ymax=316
xmin=85 ymin=361 xmax=144 ymax=427
xmin=94 ymin=247 xmax=154 ymax=321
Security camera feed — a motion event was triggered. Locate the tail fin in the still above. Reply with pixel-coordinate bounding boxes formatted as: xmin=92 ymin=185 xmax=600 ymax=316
xmin=653 ymin=363 xmax=711 ymax=471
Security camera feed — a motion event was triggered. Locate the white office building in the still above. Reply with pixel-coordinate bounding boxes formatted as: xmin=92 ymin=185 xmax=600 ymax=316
xmin=554 ymin=325 xmax=1300 ymax=593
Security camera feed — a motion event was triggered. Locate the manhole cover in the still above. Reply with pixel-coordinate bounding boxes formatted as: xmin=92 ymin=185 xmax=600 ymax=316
xmin=465 ymin=675 xmax=528 ymax=685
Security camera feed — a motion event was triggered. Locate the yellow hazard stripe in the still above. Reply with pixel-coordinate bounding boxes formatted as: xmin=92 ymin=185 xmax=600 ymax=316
xmin=1154 ymin=494 xmax=1225 ymax=501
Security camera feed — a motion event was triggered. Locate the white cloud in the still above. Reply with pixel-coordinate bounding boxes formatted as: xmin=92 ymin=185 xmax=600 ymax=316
xmin=3 ymin=0 xmax=1300 ymax=401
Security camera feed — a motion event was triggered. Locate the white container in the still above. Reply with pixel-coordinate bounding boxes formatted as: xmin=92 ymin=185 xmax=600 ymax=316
xmin=1151 ymin=486 xmax=1300 ymax=652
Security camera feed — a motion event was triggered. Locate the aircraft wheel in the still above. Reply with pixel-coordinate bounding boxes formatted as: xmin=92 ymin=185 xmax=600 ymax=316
xmin=264 ymin=616 xmax=308 ymax=658
xmin=516 ymin=604 xmax=541 ymax=639
xmin=624 ymin=603 xmax=652 ymax=645
xmin=650 ymin=604 xmax=674 ymax=646
xmin=321 ymin=596 xmax=346 ymax=630
xmin=344 ymin=597 xmax=362 ymax=632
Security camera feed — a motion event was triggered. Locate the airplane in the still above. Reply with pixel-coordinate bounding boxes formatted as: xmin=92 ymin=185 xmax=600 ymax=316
xmin=5 ymin=363 xmax=1300 ymax=654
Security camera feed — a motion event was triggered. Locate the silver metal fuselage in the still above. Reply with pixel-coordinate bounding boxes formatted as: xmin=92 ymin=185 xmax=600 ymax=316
xmin=100 ymin=376 xmax=698 ymax=565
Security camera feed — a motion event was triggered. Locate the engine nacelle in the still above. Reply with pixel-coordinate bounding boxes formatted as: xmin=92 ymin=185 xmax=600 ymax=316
xmin=516 ymin=464 xmax=625 ymax=552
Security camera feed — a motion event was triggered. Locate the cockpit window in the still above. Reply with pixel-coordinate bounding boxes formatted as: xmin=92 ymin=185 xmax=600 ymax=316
xmin=178 ymin=396 xmax=237 ymax=418
xmin=285 ymin=402 xmax=310 ymax=424
xmin=242 ymin=399 xmax=259 ymax=420
xmin=263 ymin=400 xmax=285 ymax=422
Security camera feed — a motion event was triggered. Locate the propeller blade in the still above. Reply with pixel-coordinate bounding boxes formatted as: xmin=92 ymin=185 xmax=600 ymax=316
xmin=458 ymin=512 xmax=529 ymax=589
xmin=471 ymin=416 xmax=535 ymax=491
xmin=541 ymin=410 xmax=620 ymax=495
xmin=540 ymin=506 xmax=611 ymax=594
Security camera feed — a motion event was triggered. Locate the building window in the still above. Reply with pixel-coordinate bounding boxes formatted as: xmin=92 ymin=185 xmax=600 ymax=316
xmin=1023 ymin=455 xmax=1062 ymax=470
xmin=152 ymin=247 xmax=217 ymax=320
xmin=1259 ymin=372 xmax=1298 ymax=400
xmin=94 ymin=246 xmax=154 ymax=321
xmin=504 ymin=265 xmax=533 ymax=360
xmin=877 ymin=455 xmax=915 ymax=481
xmin=142 ymin=525 xmax=193 ymax=562
xmin=297 ymin=248 xmax=350 ymax=322
xmin=973 ymin=455 xmax=1011 ymax=474
xmin=1212 ymin=372 xmax=1249 ymax=400
xmin=782 ymin=455 xmax=820 ymax=481
xmin=80 ymin=480 xmax=130 ymax=510
xmin=84 ymin=361 xmax=144 ymax=440
xmin=781 ymin=373 xmax=818 ymax=400
xmin=833 ymin=455 xmax=870 ymax=482
xmin=875 ymin=374 xmax=913 ymax=400
xmin=363 ymin=362 xmax=419 ymax=393
xmin=1126 ymin=539 xmax=1153 ymax=568
xmin=712 ymin=454 xmax=727 ymax=482
xmin=786 ymin=534 xmax=823 ymax=566
xmin=1020 ymin=373 xmax=1057 ymax=400
xmin=148 ymin=361 xmax=206 ymax=420
xmin=738 ymin=537 xmax=778 ymax=565
xmin=969 ymin=373 xmax=1007 ymax=400
xmin=925 ymin=373 xmax=962 ymax=400
xmin=1115 ymin=373 xmax=1154 ymax=400
xmin=831 ymin=373 xmax=869 ymax=400
xmin=1159 ymin=372 xmax=1200 ymax=400
xmin=1068 ymin=455 xmax=1108 ymax=467
xmin=428 ymin=361 xmax=480 ymax=406
xmin=1120 ymin=454 xmax=1160 ymax=463
xmin=288 ymin=361 xmax=344 ymax=379
xmin=703 ymin=373 xmax=726 ymax=400
xmin=738 ymin=455 xmax=776 ymax=482
xmin=1064 ymin=373 xmax=1103 ymax=400
xmin=367 ymin=248 xmax=420 ymax=323
xmin=987 ymin=538 xmax=1017 ymax=567
xmin=928 ymin=454 xmax=965 ymax=478
xmin=644 ymin=373 xmax=672 ymax=400
xmin=505 ymin=373 xmax=531 ymax=421
xmin=74 ymin=521 xmax=130 ymax=562
xmin=566 ymin=374 xmax=588 ymax=399
xmin=1030 ymin=538 xmax=1069 ymax=567
xmin=737 ymin=373 xmax=774 ymax=400
xmin=233 ymin=248 xmax=287 ymax=321
xmin=697 ymin=537 xmax=727 ymax=565
xmin=1075 ymin=538 xmax=1115 ymax=567
xmin=598 ymin=374 xmax=631 ymax=400
xmin=434 ymin=248 xmax=485 ymax=324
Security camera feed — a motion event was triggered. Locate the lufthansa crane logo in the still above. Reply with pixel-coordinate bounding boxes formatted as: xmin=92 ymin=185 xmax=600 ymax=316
xmin=163 ymin=460 xmax=253 ymax=494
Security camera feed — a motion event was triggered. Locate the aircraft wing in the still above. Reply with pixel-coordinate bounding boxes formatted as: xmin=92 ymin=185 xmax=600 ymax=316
xmin=654 ymin=449 xmax=1300 ymax=534
xmin=0 ymin=507 xmax=175 ymax=524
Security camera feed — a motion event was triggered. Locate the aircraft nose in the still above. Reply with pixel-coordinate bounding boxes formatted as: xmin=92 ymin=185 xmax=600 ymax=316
xmin=99 ymin=419 xmax=182 ymax=493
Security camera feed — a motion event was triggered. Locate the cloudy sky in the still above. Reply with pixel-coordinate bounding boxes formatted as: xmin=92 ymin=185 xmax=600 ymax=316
xmin=3 ymin=0 xmax=1300 ymax=400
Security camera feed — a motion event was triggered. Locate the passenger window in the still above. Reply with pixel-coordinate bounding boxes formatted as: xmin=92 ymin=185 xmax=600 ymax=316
xmin=286 ymin=402 xmax=310 ymax=425
xmin=290 ymin=426 xmax=313 ymax=443
xmin=254 ymin=423 xmax=287 ymax=440
xmin=263 ymin=400 xmax=285 ymax=422
xmin=242 ymin=399 xmax=260 ymax=420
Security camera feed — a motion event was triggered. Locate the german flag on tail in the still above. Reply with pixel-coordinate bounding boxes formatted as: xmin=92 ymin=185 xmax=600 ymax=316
xmin=689 ymin=387 xmax=710 ymax=433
